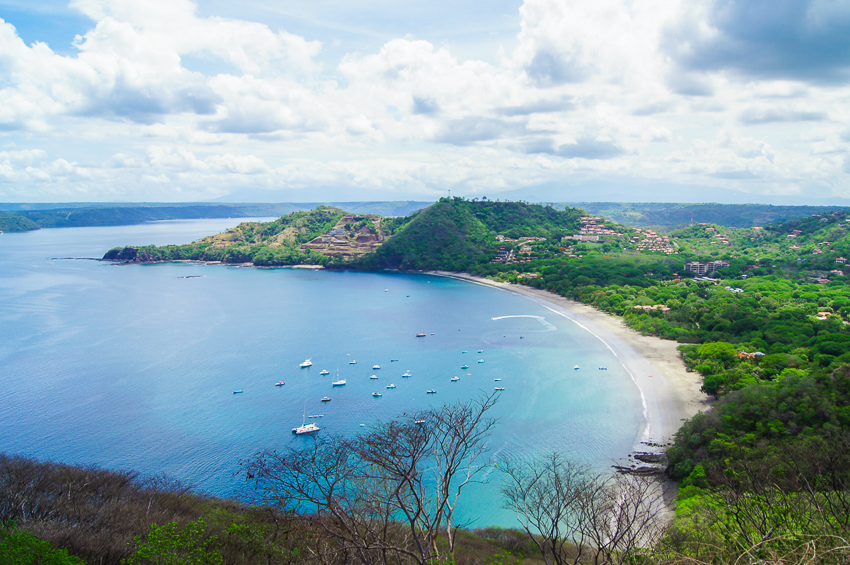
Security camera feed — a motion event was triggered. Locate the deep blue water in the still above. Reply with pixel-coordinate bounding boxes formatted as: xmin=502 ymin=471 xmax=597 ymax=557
xmin=0 ymin=219 xmax=643 ymax=527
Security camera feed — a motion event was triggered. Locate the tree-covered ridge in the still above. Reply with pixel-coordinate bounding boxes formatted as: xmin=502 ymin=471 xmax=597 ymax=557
xmin=101 ymin=206 xmax=385 ymax=266
xmin=0 ymin=212 xmax=40 ymax=232
xmin=572 ymin=201 xmax=850 ymax=229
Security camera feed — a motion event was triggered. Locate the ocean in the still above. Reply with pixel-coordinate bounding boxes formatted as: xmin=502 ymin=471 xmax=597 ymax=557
xmin=0 ymin=218 xmax=644 ymax=527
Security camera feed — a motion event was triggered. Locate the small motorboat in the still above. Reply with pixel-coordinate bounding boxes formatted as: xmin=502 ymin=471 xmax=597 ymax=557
xmin=599 ymin=366 xmax=607 ymax=370
xmin=495 ymin=387 xmax=505 ymax=391
xmin=574 ymin=365 xmax=580 ymax=370
xmin=320 ymin=397 xmax=331 ymax=402
xmin=274 ymin=381 xmax=285 ymax=386
xmin=461 ymin=365 xmax=469 ymax=370
xmin=372 ymin=365 xmax=381 ymax=370
xmin=451 ymin=376 xmax=460 ymax=382
xmin=233 ymin=390 xmax=243 ymax=394
xmin=372 ymin=392 xmax=382 ymax=397
xmin=320 ymin=369 xmax=330 ymax=375
xmin=478 ymin=349 xmax=484 ymax=353
xmin=426 ymin=390 xmax=436 ymax=394
xmin=390 ymin=359 xmax=399 ymax=362
xmin=494 ymin=378 xmax=502 ymax=381
xmin=402 ymin=371 xmax=412 ymax=378
xmin=299 ymin=359 xmax=312 ymax=368
xmin=386 ymin=383 xmax=396 ymax=389
xmin=350 ymin=360 xmax=357 ymax=364
xmin=416 ymin=333 xmax=426 ymax=337
xmin=477 ymin=359 xmax=485 ymax=363
xmin=332 ymin=380 xmax=346 ymax=386
xmin=370 ymin=374 xmax=378 ymax=379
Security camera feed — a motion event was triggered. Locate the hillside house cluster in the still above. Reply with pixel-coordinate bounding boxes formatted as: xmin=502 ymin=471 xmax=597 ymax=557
xmin=632 ymin=228 xmax=676 ymax=253
xmin=491 ymin=235 xmax=546 ymax=263
xmin=562 ymin=216 xmax=624 ymax=242
xmin=684 ymin=260 xmax=730 ymax=275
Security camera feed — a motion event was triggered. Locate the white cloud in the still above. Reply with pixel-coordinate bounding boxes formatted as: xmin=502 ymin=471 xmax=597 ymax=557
xmin=0 ymin=0 xmax=849 ymax=203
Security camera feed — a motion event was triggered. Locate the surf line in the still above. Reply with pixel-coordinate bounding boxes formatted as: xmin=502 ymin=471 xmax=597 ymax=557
xmin=490 ymin=314 xmax=557 ymax=331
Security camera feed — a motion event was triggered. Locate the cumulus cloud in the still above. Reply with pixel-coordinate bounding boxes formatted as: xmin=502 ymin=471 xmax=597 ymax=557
xmin=1 ymin=0 xmax=850 ymax=202
xmin=664 ymin=0 xmax=850 ymax=84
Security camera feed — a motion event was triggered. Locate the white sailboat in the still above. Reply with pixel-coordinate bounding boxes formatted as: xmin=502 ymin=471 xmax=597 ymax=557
xmin=292 ymin=402 xmax=320 ymax=435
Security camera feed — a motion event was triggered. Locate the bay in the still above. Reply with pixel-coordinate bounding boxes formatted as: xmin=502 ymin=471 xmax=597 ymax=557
xmin=0 ymin=218 xmax=644 ymax=527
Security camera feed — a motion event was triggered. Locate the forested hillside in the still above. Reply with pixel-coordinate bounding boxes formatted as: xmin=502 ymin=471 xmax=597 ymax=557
xmin=570 ymin=201 xmax=850 ymax=228
xmin=0 ymin=212 xmax=40 ymax=232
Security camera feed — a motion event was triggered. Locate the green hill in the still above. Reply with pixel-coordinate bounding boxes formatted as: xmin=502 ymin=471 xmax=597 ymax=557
xmin=0 ymin=212 xmax=40 ymax=232
xmin=354 ymin=198 xmax=583 ymax=271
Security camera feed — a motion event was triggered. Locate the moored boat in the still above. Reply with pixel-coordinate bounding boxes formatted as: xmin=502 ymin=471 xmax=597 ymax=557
xmin=299 ymin=359 xmax=312 ymax=368
xmin=450 ymin=376 xmax=460 ymax=382
xmin=320 ymin=369 xmax=330 ymax=375
xmin=372 ymin=392 xmax=382 ymax=397
xmin=292 ymin=422 xmax=320 ymax=435
xmin=274 ymin=381 xmax=285 ymax=386
xmin=332 ymin=379 xmax=346 ymax=386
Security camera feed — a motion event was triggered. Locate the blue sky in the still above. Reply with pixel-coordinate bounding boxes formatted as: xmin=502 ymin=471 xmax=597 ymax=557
xmin=0 ymin=0 xmax=849 ymax=203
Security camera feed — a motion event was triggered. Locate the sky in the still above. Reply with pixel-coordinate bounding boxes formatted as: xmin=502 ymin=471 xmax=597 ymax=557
xmin=0 ymin=0 xmax=849 ymax=204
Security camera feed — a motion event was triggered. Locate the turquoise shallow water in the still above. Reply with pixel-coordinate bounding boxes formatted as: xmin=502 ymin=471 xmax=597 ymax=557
xmin=0 ymin=219 xmax=643 ymax=527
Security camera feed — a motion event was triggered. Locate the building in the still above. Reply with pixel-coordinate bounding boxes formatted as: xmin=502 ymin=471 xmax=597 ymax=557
xmin=684 ymin=260 xmax=730 ymax=275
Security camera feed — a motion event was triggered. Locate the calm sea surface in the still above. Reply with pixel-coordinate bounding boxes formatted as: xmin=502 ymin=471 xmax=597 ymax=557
xmin=0 ymin=218 xmax=643 ymax=527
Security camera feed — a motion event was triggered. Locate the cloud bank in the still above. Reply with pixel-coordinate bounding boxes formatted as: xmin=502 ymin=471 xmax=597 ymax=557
xmin=0 ymin=0 xmax=848 ymax=203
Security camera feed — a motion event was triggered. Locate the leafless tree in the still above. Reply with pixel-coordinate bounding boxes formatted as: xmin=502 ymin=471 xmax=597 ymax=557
xmin=243 ymin=392 xmax=499 ymax=565
xmin=501 ymin=452 xmax=666 ymax=565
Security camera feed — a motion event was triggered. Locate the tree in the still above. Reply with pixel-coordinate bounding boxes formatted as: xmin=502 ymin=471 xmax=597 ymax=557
xmin=0 ymin=526 xmax=85 ymax=565
xmin=243 ymin=393 xmax=499 ymax=565
xmin=500 ymin=452 xmax=665 ymax=565
xmin=123 ymin=519 xmax=223 ymax=565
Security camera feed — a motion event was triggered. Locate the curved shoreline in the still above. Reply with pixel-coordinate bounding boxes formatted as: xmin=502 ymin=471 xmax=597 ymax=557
xmin=429 ymin=271 xmax=709 ymax=453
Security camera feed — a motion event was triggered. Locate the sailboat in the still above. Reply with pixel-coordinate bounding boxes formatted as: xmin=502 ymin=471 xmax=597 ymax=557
xmin=292 ymin=401 xmax=320 ymax=435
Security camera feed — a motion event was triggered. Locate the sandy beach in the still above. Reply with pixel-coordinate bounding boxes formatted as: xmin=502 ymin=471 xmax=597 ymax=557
xmin=432 ymin=272 xmax=709 ymax=452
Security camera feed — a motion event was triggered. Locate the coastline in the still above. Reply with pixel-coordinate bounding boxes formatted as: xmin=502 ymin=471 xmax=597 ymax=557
xmin=430 ymin=271 xmax=709 ymax=455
